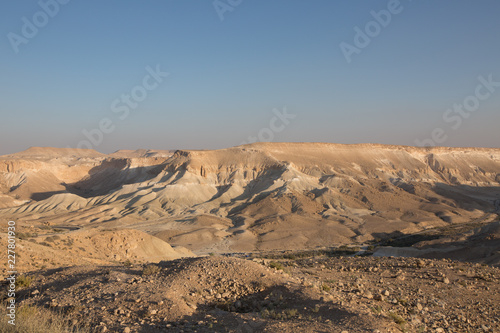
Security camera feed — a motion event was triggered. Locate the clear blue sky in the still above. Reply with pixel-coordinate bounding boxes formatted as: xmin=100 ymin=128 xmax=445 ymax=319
xmin=1 ymin=0 xmax=499 ymax=155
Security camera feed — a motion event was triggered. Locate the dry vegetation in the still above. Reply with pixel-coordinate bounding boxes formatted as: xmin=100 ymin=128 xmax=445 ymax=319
xmin=0 ymin=303 xmax=90 ymax=333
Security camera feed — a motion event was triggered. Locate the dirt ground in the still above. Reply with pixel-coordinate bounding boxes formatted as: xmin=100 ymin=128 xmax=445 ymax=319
xmin=7 ymin=255 xmax=499 ymax=333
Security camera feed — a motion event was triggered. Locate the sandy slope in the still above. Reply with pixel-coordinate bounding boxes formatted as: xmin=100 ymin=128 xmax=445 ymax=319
xmin=0 ymin=228 xmax=194 ymax=275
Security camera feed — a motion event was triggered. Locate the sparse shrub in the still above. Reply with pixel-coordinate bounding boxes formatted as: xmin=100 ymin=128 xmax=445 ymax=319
xmin=142 ymin=264 xmax=161 ymax=276
xmin=321 ymin=284 xmax=331 ymax=292
xmin=15 ymin=275 xmax=32 ymax=288
xmin=65 ymin=304 xmax=84 ymax=314
xmin=0 ymin=303 xmax=90 ymax=333
xmin=371 ymin=305 xmax=383 ymax=314
xmin=123 ymin=259 xmax=133 ymax=267
xmin=261 ymin=308 xmax=298 ymax=320
xmin=208 ymin=252 xmax=215 ymax=256
xmin=269 ymin=261 xmax=284 ymax=270
xmin=311 ymin=304 xmax=320 ymax=313
xmin=397 ymin=298 xmax=408 ymax=306
xmin=283 ymin=308 xmax=298 ymax=318
xmin=214 ymin=300 xmax=232 ymax=312
xmin=17 ymin=232 xmax=38 ymax=240
xmin=388 ymin=311 xmax=406 ymax=325
xmin=260 ymin=308 xmax=275 ymax=319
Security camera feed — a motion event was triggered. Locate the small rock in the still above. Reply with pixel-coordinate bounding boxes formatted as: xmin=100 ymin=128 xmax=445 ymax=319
xmin=443 ymin=277 xmax=450 ymax=284
xmin=123 ymin=328 xmax=131 ymax=333
xmin=381 ymin=289 xmax=390 ymax=296
xmin=416 ymin=259 xmax=426 ymax=267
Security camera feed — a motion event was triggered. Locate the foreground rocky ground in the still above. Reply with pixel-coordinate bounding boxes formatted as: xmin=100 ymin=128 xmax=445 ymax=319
xmin=6 ymin=255 xmax=499 ymax=332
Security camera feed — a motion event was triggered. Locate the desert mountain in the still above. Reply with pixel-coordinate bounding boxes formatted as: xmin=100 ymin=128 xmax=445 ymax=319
xmin=1 ymin=143 xmax=499 ymax=255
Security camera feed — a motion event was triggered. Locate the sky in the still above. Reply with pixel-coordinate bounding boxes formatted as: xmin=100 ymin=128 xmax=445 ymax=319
xmin=0 ymin=0 xmax=499 ymax=155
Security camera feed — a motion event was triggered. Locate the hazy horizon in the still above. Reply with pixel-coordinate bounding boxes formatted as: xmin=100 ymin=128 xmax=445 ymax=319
xmin=1 ymin=1 xmax=499 ymax=155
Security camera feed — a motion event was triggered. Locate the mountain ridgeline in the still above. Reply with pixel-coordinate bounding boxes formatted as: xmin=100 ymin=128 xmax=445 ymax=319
xmin=0 ymin=143 xmax=499 ymax=253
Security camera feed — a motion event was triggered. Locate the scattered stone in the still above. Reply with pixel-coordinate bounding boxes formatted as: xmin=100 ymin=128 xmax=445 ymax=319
xmin=12 ymin=255 xmax=499 ymax=333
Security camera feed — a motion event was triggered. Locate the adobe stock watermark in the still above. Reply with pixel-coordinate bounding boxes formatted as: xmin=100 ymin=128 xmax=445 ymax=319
xmin=7 ymin=0 xmax=71 ymax=54
xmin=213 ymin=0 xmax=243 ymax=21
xmin=240 ymin=107 xmax=296 ymax=145
xmin=69 ymin=64 xmax=169 ymax=151
xmin=415 ymin=74 xmax=499 ymax=147
xmin=339 ymin=0 xmax=409 ymax=64
xmin=6 ymin=221 xmax=17 ymax=326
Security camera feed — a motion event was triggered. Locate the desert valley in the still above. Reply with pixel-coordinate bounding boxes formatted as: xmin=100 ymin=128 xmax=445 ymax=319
xmin=1 ymin=142 xmax=499 ymax=332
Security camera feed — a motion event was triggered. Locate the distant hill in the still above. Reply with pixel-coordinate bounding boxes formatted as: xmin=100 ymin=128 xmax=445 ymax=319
xmin=0 ymin=142 xmax=498 ymax=256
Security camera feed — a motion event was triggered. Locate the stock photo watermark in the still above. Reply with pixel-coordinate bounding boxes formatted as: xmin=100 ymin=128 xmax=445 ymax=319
xmin=213 ymin=0 xmax=243 ymax=21
xmin=70 ymin=64 xmax=169 ymax=151
xmin=415 ymin=73 xmax=499 ymax=147
xmin=240 ymin=107 xmax=296 ymax=145
xmin=7 ymin=0 xmax=71 ymax=54
xmin=339 ymin=0 xmax=408 ymax=64
xmin=6 ymin=221 xmax=17 ymax=326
